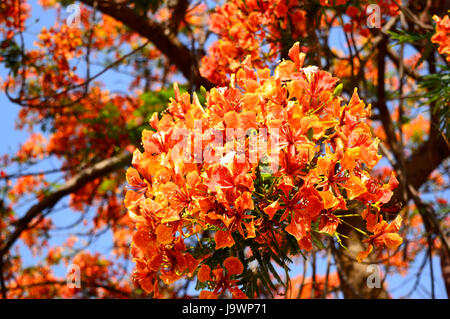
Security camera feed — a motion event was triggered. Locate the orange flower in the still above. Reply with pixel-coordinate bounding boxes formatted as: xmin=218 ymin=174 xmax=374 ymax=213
xmin=224 ymin=256 xmax=244 ymax=276
xmin=431 ymin=15 xmax=450 ymax=62
xmin=215 ymin=230 xmax=235 ymax=250
xmin=263 ymin=200 xmax=281 ymax=220
xmin=342 ymin=175 xmax=367 ymax=200
xmin=198 ymin=257 xmax=246 ymax=299
xmin=199 ymin=290 xmax=219 ymax=299
xmin=197 ymin=264 xmax=212 ymax=282
xmin=357 ymin=215 xmax=403 ymax=262
xmin=155 ymin=224 xmax=173 ymax=245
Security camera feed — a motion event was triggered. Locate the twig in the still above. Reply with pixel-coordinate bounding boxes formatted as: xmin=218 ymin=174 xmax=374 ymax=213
xmin=0 ymin=152 xmax=132 ymax=261
xmin=391 ymin=0 xmax=434 ymax=31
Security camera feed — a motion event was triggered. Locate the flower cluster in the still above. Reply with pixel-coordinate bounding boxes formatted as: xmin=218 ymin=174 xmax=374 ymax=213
xmin=200 ymin=0 xmax=309 ymax=86
xmin=0 ymin=0 xmax=30 ymax=42
xmin=126 ymin=42 xmax=402 ymax=298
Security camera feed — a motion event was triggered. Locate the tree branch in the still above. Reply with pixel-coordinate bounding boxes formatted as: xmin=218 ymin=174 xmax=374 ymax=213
xmin=79 ymin=0 xmax=214 ymax=90
xmin=386 ymin=46 xmax=421 ymax=81
xmin=0 ymin=152 xmax=132 ymax=261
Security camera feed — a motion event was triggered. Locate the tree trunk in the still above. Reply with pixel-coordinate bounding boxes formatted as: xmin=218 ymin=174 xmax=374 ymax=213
xmin=440 ymin=247 xmax=450 ymax=298
xmin=335 ymin=216 xmax=389 ymax=299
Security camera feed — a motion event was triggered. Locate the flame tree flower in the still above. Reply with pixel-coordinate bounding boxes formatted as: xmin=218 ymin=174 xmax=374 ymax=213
xmin=125 ymin=43 xmax=400 ymax=299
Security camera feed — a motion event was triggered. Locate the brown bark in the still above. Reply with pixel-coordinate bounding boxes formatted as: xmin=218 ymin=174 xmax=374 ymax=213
xmin=335 ymin=217 xmax=389 ymax=299
xmin=440 ymin=247 xmax=450 ymax=298
xmin=79 ymin=0 xmax=214 ymax=90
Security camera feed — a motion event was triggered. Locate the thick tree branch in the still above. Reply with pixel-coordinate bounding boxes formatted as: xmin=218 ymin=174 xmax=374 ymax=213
xmin=168 ymin=0 xmax=189 ymax=35
xmin=375 ymin=37 xmax=403 ymax=161
xmin=440 ymin=246 xmax=450 ymax=298
xmin=79 ymin=0 xmax=214 ymax=90
xmin=403 ymin=134 xmax=450 ymax=191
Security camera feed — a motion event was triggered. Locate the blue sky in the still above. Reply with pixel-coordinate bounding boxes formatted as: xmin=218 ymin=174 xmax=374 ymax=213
xmin=0 ymin=0 xmax=447 ymax=298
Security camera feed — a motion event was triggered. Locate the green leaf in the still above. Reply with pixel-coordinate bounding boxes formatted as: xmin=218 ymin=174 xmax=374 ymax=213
xmin=200 ymin=85 xmax=207 ymax=99
xmin=307 ymin=127 xmax=314 ymax=141
xmin=387 ymin=30 xmax=431 ymax=46
xmin=98 ymin=179 xmax=116 ymax=193
xmin=333 ymin=83 xmax=343 ymax=97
